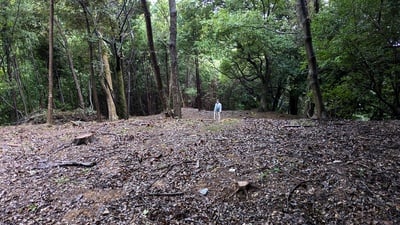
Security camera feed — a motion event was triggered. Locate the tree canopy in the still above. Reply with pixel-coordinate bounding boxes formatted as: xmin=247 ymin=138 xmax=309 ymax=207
xmin=0 ymin=0 xmax=399 ymax=124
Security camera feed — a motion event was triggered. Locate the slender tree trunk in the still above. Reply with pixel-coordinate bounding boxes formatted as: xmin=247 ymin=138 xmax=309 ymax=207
xmin=28 ymin=45 xmax=46 ymax=108
xmin=47 ymin=0 xmax=54 ymax=125
xmin=165 ymin=47 xmax=170 ymax=96
xmin=89 ymin=47 xmax=101 ymax=119
xmin=296 ymin=0 xmax=325 ymax=119
xmin=7 ymin=55 xmax=18 ymax=121
xmin=195 ymin=53 xmax=203 ymax=110
xmin=247 ymin=53 xmax=271 ymax=112
xmin=183 ymin=66 xmax=189 ymax=107
xmin=55 ymin=18 xmax=85 ymax=109
xmin=168 ymin=0 xmax=181 ymax=118
xmin=5 ymin=58 xmax=18 ymax=121
xmin=12 ymin=55 xmax=28 ymax=116
xmin=272 ymin=85 xmax=283 ymax=111
xmin=259 ymin=91 xmax=268 ymax=112
xmin=127 ymin=33 xmax=137 ymax=115
xmin=146 ymin=71 xmax=152 ymax=114
xmin=56 ymin=73 xmax=65 ymax=105
xmin=113 ymin=42 xmax=128 ymax=119
xmin=141 ymin=0 xmax=167 ymax=112
xmin=100 ymin=44 xmax=118 ymax=121
xmin=79 ymin=0 xmax=101 ymax=120
xmin=1 ymin=0 xmax=25 ymax=121
xmin=127 ymin=70 xmax=132 ymax=115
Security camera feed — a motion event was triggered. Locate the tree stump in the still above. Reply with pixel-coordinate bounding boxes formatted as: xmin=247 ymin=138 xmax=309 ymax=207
xmin=73 ymin=133 xmax=94 ymax=145
xmin=227 ymin=180 xmax=253 ymax=199
xmin=237 ymin=181 xmax=250 ymax=190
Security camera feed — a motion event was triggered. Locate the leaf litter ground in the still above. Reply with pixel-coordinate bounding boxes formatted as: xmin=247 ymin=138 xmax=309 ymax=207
xmin=0 ymin=108 xmax=399 ymax=224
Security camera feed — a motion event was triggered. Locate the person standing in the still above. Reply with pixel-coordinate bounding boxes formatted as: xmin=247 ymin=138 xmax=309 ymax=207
xmin=214 ymin=99 xmax=222 ymax=122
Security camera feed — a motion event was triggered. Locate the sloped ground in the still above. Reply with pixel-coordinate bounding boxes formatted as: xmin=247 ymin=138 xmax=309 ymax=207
xmin=0 ymin=108 xmax=399 ymax=224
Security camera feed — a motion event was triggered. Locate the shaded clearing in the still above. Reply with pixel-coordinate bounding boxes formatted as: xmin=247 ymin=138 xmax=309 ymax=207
xmin=0 ymin=108 xmax=399 ymax=224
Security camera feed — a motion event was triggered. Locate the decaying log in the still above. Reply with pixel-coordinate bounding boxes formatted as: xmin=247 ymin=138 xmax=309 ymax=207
xmin=73 ymin=133 xmax=94 ymax=145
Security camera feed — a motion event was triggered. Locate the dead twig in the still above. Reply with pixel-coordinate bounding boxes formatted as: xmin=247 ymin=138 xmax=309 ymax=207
xmin=36 ymin=161 xmax=97 ymax=169
xmin=286 ymin=180 xmax=313 ymax=210
xmin=146 ymin=164 xmax=175 ymax=191
xmin=55 ymin=143 xmax=72 ymax=152
xmin=4 ymin=143 xmax=21 ymax=147
xmin=54 ymin=161 xmax=97 ymax=167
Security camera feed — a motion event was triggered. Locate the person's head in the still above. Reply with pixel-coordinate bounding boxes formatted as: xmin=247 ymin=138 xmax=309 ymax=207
xmin=216 ymin=99 xmax=219 ymax=103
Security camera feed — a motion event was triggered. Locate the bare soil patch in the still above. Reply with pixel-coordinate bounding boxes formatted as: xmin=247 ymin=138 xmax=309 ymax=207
xmin=1 ymin=108 xmax=399 ymax=224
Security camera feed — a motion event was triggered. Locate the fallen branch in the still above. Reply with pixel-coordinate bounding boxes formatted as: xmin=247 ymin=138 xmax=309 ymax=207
xmin=54 ymin=161 xmax=97 ymax=168
xmin=5 ymin=143 xmax=21 ymax=147
xmin=55 ymin=143 xmax=72 ymax=152
xmin=146 ymin=165 xmax=175 ymax=191
xmin=36 ymin=161 xmax=97 ymax=169
xmin=283 ymin=125 xmax=314 ymax=128
xmin=286 ymin=180 xmax=313 ymax=210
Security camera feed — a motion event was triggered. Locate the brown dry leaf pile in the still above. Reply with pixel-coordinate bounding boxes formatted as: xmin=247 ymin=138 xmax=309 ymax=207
xmin=0 ymin=108 xmax=399 ymax=224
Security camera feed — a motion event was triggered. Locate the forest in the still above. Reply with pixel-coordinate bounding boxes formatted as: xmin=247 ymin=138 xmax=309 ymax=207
xmin=0 ymin=0 xmax=399 ymax=125
xmin=1 ymin=1 xmax=400 ymax=224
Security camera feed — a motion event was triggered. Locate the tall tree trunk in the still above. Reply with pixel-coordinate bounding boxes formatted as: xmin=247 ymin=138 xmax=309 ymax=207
xmin=246 ymin=52 xmax=271 ymax=112
xmin=127 ymin=70 xmax=132 ymax=115
xmin=289 ymin=90 xmax=299 ymax=115
xmin=55 ymin=18 xmax=85 ymax=109
xmin=195 ymin=53 xmax=203 ymax=110
xmin=28 ymin=45 xmax=46 ymax=108
xmin=100 ymin=44 xmax=118 ymax=121
xmin=126 ymin=32 xmax=138 ymax=115
xmin=56 ymin=72 xmax=65 ymax=105
xmin=79 ymin=0 xmax=101 ymax=120
xmin=141 ymin=0 xmax=167 ymax=112
xmin=296 ymin=0 xmax=325 ymax=119
xmin=164 ymin=46 xmax=170 ymax=96
xmin=146 ymin=71 xmax=152 ymax=114
xmin=47 ymin=0 xmax=54 ymax=125
xmin=168 ymin=0 xmax=181 ymax=118
xmin=89 ymin=45 xmax=101 ymax=120
xmin=1 ymin=0 xmax=26 ymax=121
xmin=6 ymin=53 xmax=18 ymax=122
xmin=183 ymin=66 xmax=189 ymax=107
xmin=113 ymin=42 xmax=128 ymax=119
xmin=12 ymin=54 xmax=28 ymax=117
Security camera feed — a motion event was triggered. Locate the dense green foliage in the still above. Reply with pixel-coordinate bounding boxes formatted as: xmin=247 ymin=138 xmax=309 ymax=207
xmin=0 ymin=0 xmax=399 ymax=124
xmin=315 ymin=0 xmax=400 ymax=119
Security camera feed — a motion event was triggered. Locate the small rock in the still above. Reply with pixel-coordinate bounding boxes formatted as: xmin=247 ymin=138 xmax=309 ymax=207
xmin=199 ymin=188 xmax=208 ymax=196
xmin=102 ymin=208 xmax=110 ymax=215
